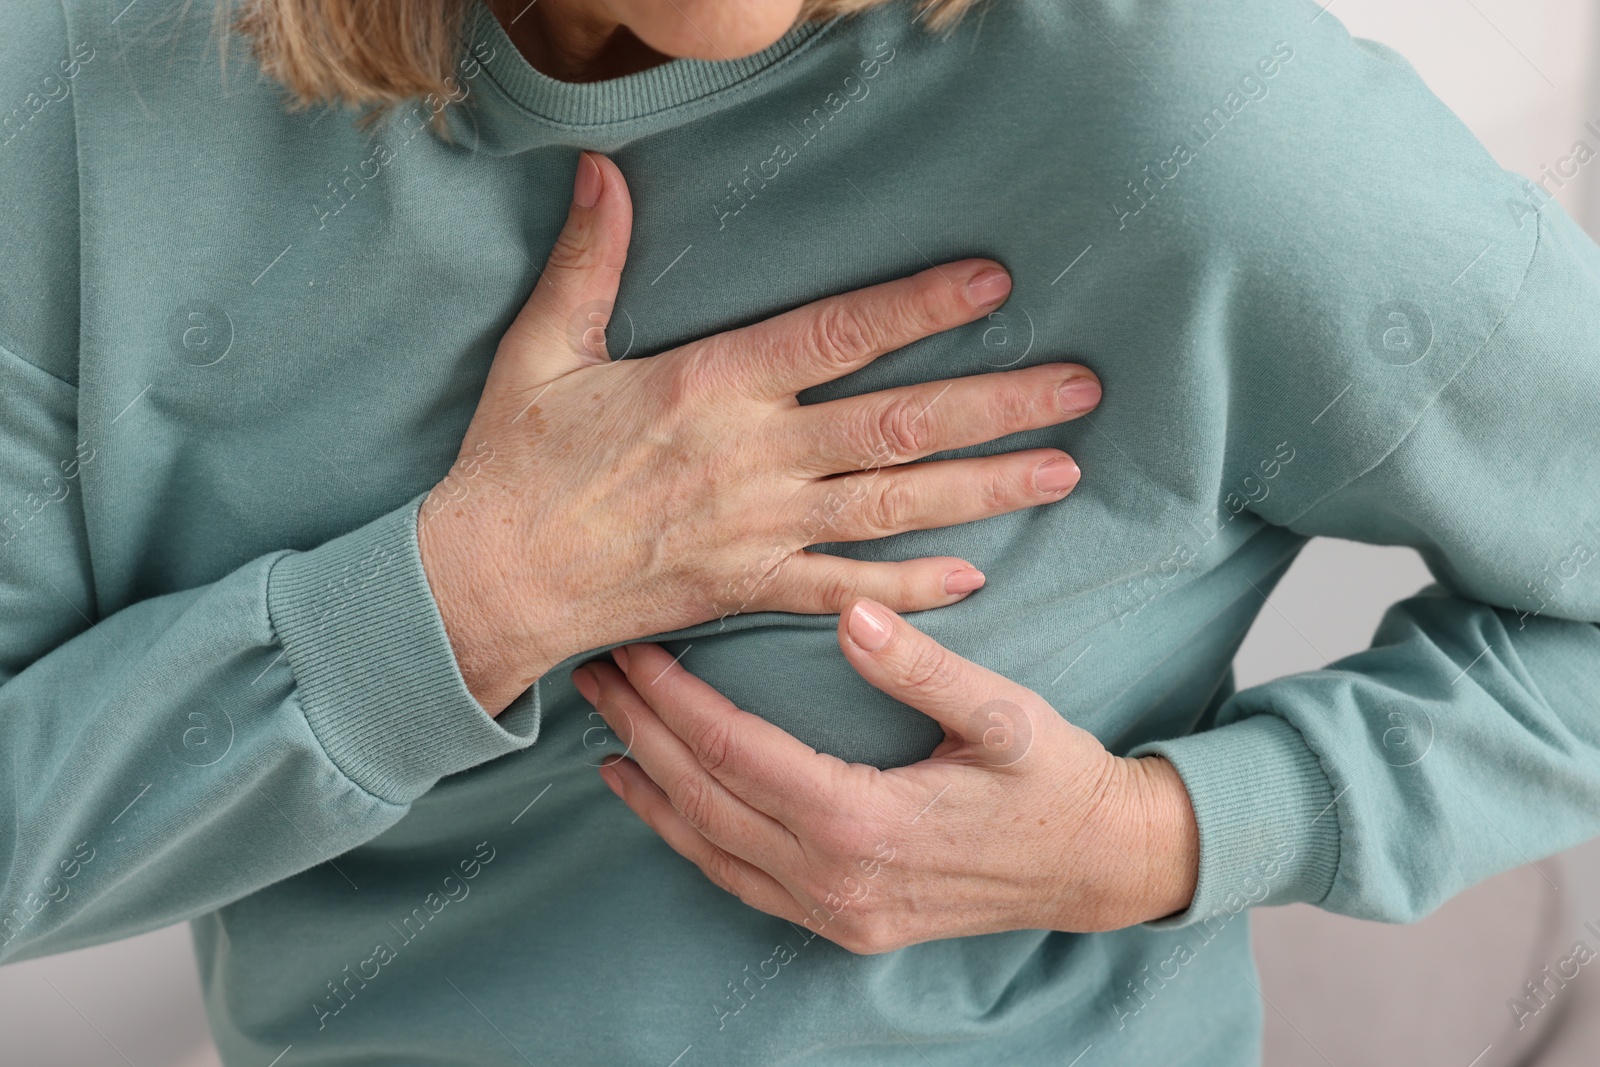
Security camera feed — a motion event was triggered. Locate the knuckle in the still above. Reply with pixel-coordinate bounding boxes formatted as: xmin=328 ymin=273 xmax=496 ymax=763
xmin=907 ymin=276 xmax=958 ymax=336
xmin=867 ymin=476 xmax=918 ymax=535
xmin=812 ymin=304 xmax=876 ymax=370
xmin=901 ymin=641 xmax=958 ymax=696
xmin=805 ymin=565 xmax=859 ymax=612
xmin=543 ymin=227 xmax=596 ymax=274
xmin=687 ymin=717 xmax=736 ymax=776
xmin=978 ymin=466 xmax=1020 ymax=515
xmin=834 ymin=915 xmax=892 ymax=955
xmin=672 ymin=775 xmax=720 ymax=837
xmin=659 ymin=349 xmax=712 ymax=410
xmin=828 ymin=921 xmax=864 ymax=953
xmin=871 ymin=398 xmax=930 ymax=459
xmin=849 ymin=931 xmax=889 ymax=956
xmin=859 ymin=930 xmax=900 ymax=955
xmin=990 ymin=380 xmax=1041 ymax=431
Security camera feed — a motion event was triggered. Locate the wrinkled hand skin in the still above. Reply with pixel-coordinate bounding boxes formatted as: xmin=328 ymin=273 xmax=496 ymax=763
xmin=417 ymin=151 xmax=1102 ymax=717
xmin=573 ymin=598 xmax=1200 ymax=954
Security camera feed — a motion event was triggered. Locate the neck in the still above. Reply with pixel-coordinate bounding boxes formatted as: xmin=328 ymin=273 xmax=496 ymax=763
xmin=487 ymin=0 xmax=673 ymax=82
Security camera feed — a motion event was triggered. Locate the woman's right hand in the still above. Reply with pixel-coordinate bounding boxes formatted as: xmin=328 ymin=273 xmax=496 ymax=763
xmin=418 ymin=152 xmax=1102 ymax=715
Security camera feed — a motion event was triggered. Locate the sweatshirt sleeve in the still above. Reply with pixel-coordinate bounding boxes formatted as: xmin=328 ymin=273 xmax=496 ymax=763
xmin=0 ymin=2 xmax=540 ymax=965
xmin=1130 ymin=198 xmax=1600 ymax=928
xmin=1 ymin=356 xmax=544 ymax=963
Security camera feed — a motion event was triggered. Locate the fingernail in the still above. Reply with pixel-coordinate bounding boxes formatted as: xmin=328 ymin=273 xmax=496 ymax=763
xmin=1034 ymin=456 xmax=1080 ymax=494
xmin=847 ymin=600 xmax=894 ymax=652
xmin=572 ymin=667 xmax=599 ymax=703
xmin=611 ymin=645 xmax=630 ymax=671
xmin=1058 ymin=377 xmax=1102 ymax=414
xmin=598 ymin=764 xmax=624 ymax=798
xmin=943 ymin=568 xmax=985 ymax=595
xmin=964 ymin=268 xmax=1011 ymax=308
xmin=573 ymin=152 xmax=602 ymax=208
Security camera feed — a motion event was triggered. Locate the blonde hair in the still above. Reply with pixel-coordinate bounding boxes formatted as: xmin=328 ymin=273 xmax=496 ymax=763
xmin=230 ymin=0 xmax=980 ymax=125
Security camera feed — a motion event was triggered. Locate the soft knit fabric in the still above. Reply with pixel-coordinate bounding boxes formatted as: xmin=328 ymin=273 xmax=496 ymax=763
xmin=3 ymin=0 xmax=1599 ymax=1063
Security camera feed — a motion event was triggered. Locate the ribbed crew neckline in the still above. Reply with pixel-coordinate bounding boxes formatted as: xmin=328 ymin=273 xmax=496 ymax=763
xmin=459 ymin=1 xmax=840 ymax=131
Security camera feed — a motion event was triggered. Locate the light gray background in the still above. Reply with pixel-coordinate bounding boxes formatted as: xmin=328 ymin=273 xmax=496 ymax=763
xmin=3 ymin=1 xmax=1598 ymax=1063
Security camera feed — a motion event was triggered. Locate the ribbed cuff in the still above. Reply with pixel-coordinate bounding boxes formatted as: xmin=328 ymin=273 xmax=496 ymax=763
xmin=1129 ymin=715 xmax=1341 ymax=929
xmin=265 ymin=492 xmax=540 ymax=804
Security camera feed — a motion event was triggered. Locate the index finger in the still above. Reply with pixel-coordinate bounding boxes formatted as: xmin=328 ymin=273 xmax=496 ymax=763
xmin=611 ymin=643 xmax=846 ymax=822
xmin=709 ymin=259 xmax=1012 ymax=401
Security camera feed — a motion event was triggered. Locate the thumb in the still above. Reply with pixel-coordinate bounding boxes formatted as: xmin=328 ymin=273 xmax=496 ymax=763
xmin=837 ymin=599 xmax=1040 ymax=767
xmin=493 ymin=151 xmax=634 ymax=387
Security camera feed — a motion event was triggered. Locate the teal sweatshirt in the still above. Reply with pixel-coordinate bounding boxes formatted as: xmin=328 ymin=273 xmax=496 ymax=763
xmin=4 ymin=0 xmax=1600 ymax=1063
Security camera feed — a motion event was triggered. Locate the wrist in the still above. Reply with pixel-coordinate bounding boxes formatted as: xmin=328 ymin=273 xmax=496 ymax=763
xmin=417 ymin=490 xmax=545 ymax=716
xmin=1065 ymin=754 xmax=1198 ymax=930
xmin=1120 ymin=755 xmax=1200 ymax=924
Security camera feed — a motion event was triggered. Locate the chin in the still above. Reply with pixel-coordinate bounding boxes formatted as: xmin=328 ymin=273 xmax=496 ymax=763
xmin=628 ymin=0 xmax=809 ymax=60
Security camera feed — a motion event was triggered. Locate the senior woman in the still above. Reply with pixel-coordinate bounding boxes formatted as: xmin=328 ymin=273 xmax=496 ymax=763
xmin=4 ymin=0 xmax=1600 ymax=1063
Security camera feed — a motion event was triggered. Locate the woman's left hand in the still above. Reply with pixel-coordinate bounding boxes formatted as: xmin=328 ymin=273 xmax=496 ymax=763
xmin=571 ymin=598 xmax=1200 ymax=953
